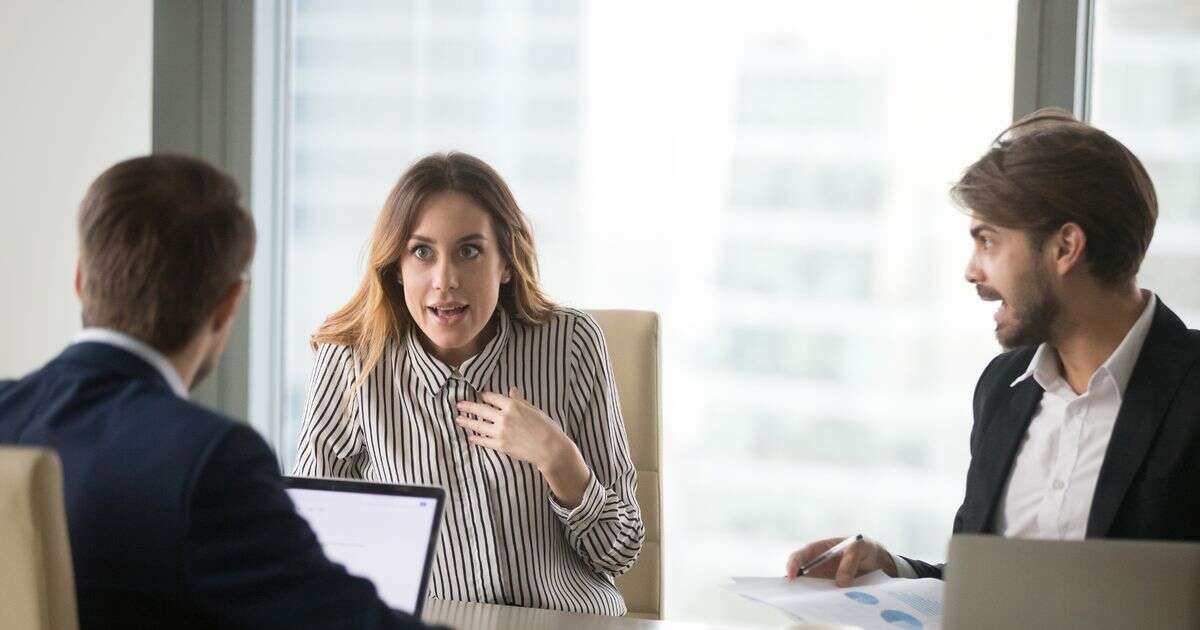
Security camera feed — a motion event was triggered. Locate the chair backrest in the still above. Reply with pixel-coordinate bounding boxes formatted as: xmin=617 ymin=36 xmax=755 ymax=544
xmin=586 ymin=310 xmax=662 ymax=620
xmin=0 ymin=446 xmax=79 ymax=630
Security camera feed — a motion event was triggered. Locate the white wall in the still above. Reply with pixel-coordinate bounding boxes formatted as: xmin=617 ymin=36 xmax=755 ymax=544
xmin=0 ymin=1 xmax=152 ymax=377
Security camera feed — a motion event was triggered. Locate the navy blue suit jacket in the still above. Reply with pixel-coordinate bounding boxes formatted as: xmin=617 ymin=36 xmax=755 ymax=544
xmin=902 ymin=299 xmax=1200 ymax=579
xmin=0 ymin=342 xmax=430 ymax=629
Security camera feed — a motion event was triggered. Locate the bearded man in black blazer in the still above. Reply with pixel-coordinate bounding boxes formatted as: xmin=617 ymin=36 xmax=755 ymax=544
xmin=0 ymin=155 xmax=435 ymax=628
xmin=785 ymin=108 xmax=1200 ymax=585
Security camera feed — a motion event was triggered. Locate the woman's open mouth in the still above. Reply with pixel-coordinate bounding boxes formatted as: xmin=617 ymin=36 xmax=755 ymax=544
xmin=428 ymin=304 xmax=469 ymax=325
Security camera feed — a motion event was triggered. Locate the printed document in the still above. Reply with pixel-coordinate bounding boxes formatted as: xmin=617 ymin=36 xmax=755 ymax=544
xmin=724 ymin=571 xmax=943 ymax=629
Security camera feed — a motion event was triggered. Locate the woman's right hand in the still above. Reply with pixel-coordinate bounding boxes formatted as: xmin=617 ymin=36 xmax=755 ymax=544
xmin=785 ymin=535 xmax=898 ymax=587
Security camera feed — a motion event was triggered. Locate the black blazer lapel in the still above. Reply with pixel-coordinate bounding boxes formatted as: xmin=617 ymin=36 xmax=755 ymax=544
xmin=1087 ymin=301 xmax=1199 ymax=537
xmin=965 ymin=377 xmax=1043 ymax=532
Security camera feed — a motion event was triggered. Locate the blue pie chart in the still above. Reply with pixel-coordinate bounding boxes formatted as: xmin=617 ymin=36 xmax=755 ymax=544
xmin=880 ymin=610 xmax=922 ymax=628
xmin=844 ymin=591 xmax=879 ymax=605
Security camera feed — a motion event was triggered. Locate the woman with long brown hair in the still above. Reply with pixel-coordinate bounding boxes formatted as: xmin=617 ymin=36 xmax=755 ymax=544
xmin=292 ymin=152 xmax=644 ymax=615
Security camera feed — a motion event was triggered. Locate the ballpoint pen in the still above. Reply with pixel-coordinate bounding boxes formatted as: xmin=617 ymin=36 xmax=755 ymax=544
xmin=797 ymin=534 xmax=864 ymax=576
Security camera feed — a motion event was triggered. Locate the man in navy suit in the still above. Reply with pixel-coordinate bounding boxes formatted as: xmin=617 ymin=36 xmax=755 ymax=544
xmin=0 ymin=155 xmax=436 ymax=628
xmin=784 ymin=108 xmax=1200 ymax=585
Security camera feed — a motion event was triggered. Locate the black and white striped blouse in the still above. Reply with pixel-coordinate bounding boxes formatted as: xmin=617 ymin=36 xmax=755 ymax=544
xmin=292 ymin=307 xmax=644 ymax=616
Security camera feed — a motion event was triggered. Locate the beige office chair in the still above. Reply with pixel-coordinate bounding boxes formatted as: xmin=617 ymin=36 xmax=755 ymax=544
xmin=586 ymin=310 xmax=662 ymax=620
xmin=0 ymin=446 xmax=79 ymax=630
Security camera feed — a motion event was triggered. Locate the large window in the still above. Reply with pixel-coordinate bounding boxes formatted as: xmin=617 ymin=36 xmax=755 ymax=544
xmin=254 ymin=1 xmax=1039 ymax=624
xmin=1091 ymin=0 xmax=1200 ymax=323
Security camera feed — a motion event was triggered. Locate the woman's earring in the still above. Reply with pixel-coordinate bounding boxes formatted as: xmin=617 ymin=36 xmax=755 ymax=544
xmin=395 ymin=270 xmax=403 ymax=285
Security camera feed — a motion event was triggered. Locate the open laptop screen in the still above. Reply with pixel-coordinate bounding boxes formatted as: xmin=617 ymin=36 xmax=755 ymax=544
xmin=285 ymin=477 xmax=444 ymax=616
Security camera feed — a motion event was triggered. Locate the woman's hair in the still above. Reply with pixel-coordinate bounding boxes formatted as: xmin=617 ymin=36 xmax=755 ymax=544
xmin=312 ymin=152 xmax=557 ymax=385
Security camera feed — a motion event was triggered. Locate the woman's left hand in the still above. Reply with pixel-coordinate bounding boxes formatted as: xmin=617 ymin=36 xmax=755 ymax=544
xmin=455 ymin=387 xmax=573 ymax=471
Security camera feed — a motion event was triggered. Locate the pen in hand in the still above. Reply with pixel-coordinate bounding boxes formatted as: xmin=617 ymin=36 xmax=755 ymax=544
xmin=796 ymin=534 xmax=864 ymax=577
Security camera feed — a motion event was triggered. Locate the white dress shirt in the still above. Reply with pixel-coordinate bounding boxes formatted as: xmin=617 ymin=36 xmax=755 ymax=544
xmin=75 ymin=328 xmax=189 ymax=398
xmin=995 ymin=291 xmax=1157 ymax=539
xmin=894 ymin=291 xmax=1157 ymax=577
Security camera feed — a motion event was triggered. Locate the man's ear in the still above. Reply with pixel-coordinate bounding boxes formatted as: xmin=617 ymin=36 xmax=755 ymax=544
xmin=74 ymin=262 xmax=83 ymax=298
xmin=211 ymin=280 xmax=247 ymax=332
xmin=1049 ymin=222 xmax=1087 ymax=277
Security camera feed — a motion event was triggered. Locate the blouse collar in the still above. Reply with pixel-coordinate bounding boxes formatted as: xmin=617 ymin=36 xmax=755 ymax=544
xmin=404 ymin=307 xmax=513 ymax=394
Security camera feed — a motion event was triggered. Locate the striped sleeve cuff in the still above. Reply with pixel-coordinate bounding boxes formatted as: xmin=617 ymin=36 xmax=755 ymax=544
xmin=548 ymin=471 xmax=606 ymax=533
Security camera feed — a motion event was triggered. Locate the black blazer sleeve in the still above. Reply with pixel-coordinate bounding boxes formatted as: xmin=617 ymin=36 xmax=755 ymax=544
xmin=899 ymin=557 xmax=946 ymax=580
xmin=183 ymin=424 xmax=430 ymax=629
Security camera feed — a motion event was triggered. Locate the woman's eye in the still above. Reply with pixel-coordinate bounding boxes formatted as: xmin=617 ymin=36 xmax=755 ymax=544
xmin=459 ymin=244 xmax=481 ymax=259
xmin=412 ymin=245 xmax=434 ymax=260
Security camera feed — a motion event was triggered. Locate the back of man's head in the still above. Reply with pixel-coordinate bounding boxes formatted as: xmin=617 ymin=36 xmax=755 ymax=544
xmin=78 ymin=154 xmax=255 ymax=354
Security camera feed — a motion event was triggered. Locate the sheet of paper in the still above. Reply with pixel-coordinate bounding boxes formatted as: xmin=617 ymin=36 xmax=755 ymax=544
xmin=724 ymin=571 xmax=944 ymax=629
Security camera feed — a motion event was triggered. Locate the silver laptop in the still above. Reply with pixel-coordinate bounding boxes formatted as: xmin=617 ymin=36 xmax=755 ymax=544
xmin=285 ymin=477 xmax=445 ymax=616
xmin=944 ymin=534 xmax=1200 ymax=630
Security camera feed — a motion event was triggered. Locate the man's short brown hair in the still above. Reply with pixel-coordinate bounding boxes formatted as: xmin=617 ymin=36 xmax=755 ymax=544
xmin=951 ymin=107 xmax=1158 ymax=285
xmin=78 ymin=154 xmax=255 ymax=353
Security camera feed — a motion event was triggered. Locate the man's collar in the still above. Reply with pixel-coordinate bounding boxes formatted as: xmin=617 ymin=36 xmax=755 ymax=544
xmin=1010 ymin=342 xmax=1055 ymax=389
xmin=74 ymin=328 xmax=190 ymax=398
xmin=1010 ymin=291 xmax=1158 ymax=397
xmin=405 ymin=309 xmax=512 ymax=394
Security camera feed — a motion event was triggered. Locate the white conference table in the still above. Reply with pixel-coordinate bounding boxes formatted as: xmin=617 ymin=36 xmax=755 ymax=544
xmin=422 ymin=599 xmax=861 ymax=630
